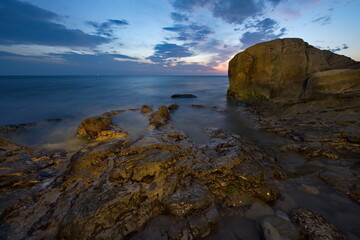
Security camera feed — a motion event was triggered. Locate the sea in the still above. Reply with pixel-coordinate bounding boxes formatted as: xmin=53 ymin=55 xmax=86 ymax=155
xmin=1 ymin=75 xmax=360 ymax=239
xmin=0 ymin=75 xmax=263 ymax=150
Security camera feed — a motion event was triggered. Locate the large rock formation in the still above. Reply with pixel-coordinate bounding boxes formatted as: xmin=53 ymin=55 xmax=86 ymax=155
xmin=228 ymin=38 xmax=360 ymax=102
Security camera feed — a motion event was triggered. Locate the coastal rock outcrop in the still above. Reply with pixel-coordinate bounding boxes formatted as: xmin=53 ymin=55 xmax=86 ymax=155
xmin=228 ymin=38 xmax=360 ymax=102
xmin=77 ymin=115 xmax=127 ymax=141
xmin=0 ymin=125 xmax=282 ymax=239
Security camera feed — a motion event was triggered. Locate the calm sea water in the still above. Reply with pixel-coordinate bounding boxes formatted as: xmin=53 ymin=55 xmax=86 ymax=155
xmin=1 ymin=75 xmax=360 ymax=238
xmin=0 ymin=75 xmax=246 ymax=149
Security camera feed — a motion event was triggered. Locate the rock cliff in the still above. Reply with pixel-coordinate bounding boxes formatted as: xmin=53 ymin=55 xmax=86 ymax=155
xmin=228 ymin=38 xmax=360 ymax=102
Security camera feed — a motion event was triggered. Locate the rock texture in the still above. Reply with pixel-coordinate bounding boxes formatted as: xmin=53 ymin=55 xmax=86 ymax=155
xmin=292 ymin=208 xmax=345 ymax=240
xmin=228 ymin=38 xmax=360 ymax=102
xmin=0 ymin=126 xmax=282 ymax=239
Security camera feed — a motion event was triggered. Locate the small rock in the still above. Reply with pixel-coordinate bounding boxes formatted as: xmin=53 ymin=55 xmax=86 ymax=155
xmin=258 ymin=215 xmax=299 ymax=240
xmin=245 ymin=200 xmax=274 ymax=220
xmin=149 ymin=106 xmax=170 ymax=128
xmin=291 ymin=208 xmax=345 ymax=240
xmin=168 ymin=103 xmax=179 ymax=111
xmin=171 ymin=94 xmax=197 ymax=98
xmin=141 ymin=105 xmax=153 ymax=114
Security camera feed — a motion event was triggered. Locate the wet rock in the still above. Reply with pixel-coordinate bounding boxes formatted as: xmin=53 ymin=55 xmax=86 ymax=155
xmin=1 ymin=127 xmax=284 ymax=239
xmin=245 ymin=200 xmax=274 ymax=220
xmin=168 ymin=103 xmax=179 ymax=111
xmin=166 ymin=178 xmax=212 ymax=217
xmin=171 ymin=94 xmax=197 ymax=98
xmin=102 ymin=109 xmax=125 ymax=117
xmin=291 ymin=208 xmax=345 ymax=240
xmin=141 ymin=105 xmax=153 ymax=114
xmin=192 ymin=104 xmax=217 ymax=109
xmin=0 ymin=122 xmax=37 ymax=134
xmin=77 ymin=115 xmax=127 ymax=140
xmin=258 ymin=215 xmax=299 ymax=240
xmin=149 ymin=106 xmax=170 ymax=128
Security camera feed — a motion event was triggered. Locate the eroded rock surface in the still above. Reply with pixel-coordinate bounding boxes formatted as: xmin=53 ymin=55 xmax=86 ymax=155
xmin=0 ymin=125 xmax=282 ymax=239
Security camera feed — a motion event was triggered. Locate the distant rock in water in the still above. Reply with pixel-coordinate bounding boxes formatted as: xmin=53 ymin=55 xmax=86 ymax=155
xmin=171 ymin=94 xmax=197 ymax=98
xmin=227 ymin=38 xmax=360 ymax=102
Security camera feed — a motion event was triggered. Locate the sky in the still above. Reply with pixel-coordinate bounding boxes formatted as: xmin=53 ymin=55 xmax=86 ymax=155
xmin=0 ymin=0 xmax=359 ymax=75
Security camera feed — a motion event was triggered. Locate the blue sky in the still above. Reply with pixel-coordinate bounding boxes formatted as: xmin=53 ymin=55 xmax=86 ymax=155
xmin=0 ymin=0 xmax=359 ymax=75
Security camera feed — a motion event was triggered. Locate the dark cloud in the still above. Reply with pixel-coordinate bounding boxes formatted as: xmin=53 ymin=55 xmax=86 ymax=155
xmin=212 ymin=0 xmax=263 ymax=24
xmin=0 ymin=50 xmax=213 ymax=75
xmin=171 ymin=0 xmax=210 ymax=10
xmin=0 ymin=0 xmax=109 ymax=47
xmin=171 ymin=12 xmax=189 ymax=22
xmin=170 ymin=0 xmax=285 ymax=24
xmin=312 ymin=15 xmax=332 ymax=25
xmin=86 ymin=19 xmax=129 ymax=37
xmin=147 ymin=43 xmax=193 ymax=64
xmin=240 ymin=18 xmax=287 ymax=48
xmin=163 ymin=23 xmax=213 ymax=42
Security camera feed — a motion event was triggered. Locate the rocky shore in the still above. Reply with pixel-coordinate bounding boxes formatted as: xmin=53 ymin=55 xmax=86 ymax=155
xmin=1 ymin=38 xmax=359 ymax=239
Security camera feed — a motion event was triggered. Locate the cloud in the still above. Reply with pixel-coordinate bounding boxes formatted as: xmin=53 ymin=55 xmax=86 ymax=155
xmin=170 ymin=0 xmax=285 ymax=25
xmin=212 ymin=0 xmax=263 ymax=24
xmin=163 ymin=23 xmax=213 ymax=42
xmin=0 ymin=0 xmax=109 ymax=47
xmin=240 ymin=18 xmax=287 ymax=48
xmin=86 ymin=19 xmax=129 ymax=37
xmin=147 ymin=43 xmax=193 ymax=64
xmin=312 ymin=15 xmax=332 ymax=25
xmin=0 ymin=50 xmax=214 ymax=75
xmin=170 ymin=12 xmax=189 ymax=22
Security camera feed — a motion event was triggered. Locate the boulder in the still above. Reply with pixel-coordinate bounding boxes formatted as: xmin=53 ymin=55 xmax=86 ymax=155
xmin=228 ymin=38 xmax=360 ymax=102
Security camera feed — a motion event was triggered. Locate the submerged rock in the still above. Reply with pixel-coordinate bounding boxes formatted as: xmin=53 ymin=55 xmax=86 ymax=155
xmin=228 ymin=38 xmax=360 ymax=102
xmin=258 ymin=215 xmax=299 ymax=240
xmin=291 ymin=208 xmax=345 ymax=240
xmin=168 ymin=103 xmax=179 ymax=111
xmin=77 ymin=115 xmax=127 ymax=141
xmin=171 ymin=94 xmax=197 ymax=98
xmin=149 ymin=106 xmax=170 ymax=128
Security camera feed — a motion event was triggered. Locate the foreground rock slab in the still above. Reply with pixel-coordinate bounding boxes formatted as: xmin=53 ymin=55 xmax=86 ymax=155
xmin=0 ymin=126 xmax=282 ymax=239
